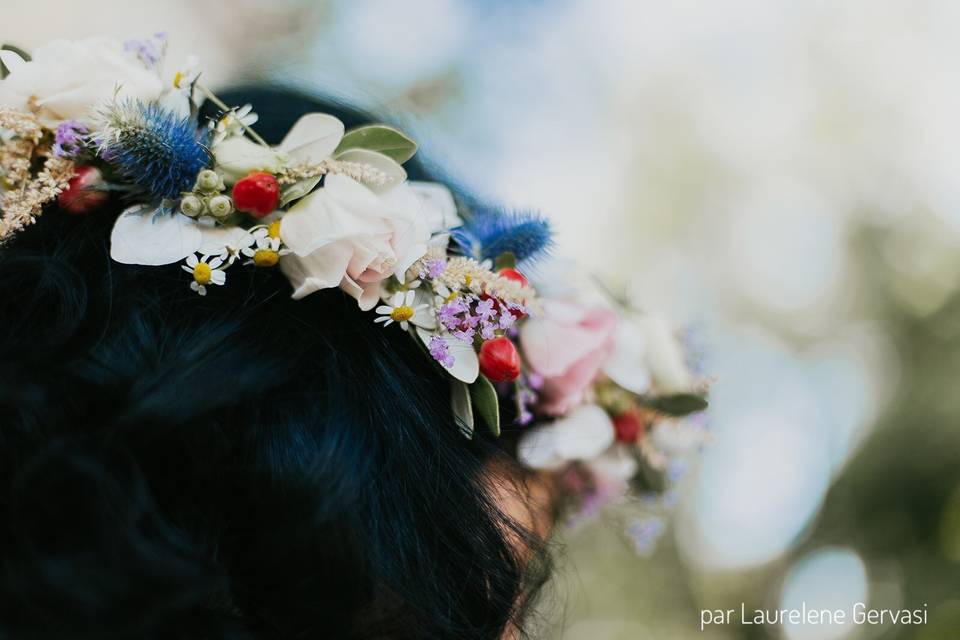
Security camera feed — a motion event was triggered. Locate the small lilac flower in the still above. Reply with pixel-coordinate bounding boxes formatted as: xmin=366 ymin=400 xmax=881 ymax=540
xmin=426 ymin=258 xmax=446 ymax=279
xmin=497 ymin=311 xmax=517 ymax=330
xmin=518 ymin=409 xmax=534 ymax=425
xmin=52 ymin=120 xmax=88 ymax=158
xmin=527 ymin=372 xmax=544 ymax=390
xmin=428 ymin=335 xmax=455 ymax=369
xmin=438 ymin=300 xmax=466 ymax=331
xmin=475 ymin=297 xmax=496 ymax=320
xmin=452 ymin=328 xmax=475 ymax=342
xmin=479 ymin=321 xmax=497 ymax=341
xmin=124 ymin=33 xmax=167 ymax=69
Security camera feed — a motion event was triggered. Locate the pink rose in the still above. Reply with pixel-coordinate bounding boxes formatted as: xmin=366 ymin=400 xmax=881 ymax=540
xmin=520 ymin=299 xmax=618 ymax=415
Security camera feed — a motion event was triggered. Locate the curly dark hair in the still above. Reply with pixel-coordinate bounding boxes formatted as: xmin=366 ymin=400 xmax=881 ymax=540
xmin=0 ymin=88 xmax=551 ymax=640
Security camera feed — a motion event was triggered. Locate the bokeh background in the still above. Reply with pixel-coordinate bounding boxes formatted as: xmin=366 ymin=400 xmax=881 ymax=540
xmin=8 ymin=0 xmax=960 ymax=637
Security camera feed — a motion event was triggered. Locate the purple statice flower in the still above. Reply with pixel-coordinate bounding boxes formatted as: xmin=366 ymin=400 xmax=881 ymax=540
xmin=124 ymin=33 xmax=167 ymax=70
xmin=515 ymin=377 xmax=539 ymax=426
xmin=426 ymin=258 xmax=446 ymax=279
xmin=438 ymin=299 xmax=467 ymax=331
xmin=451 ymin=327 xmax=475 ymax=343
xmin=526 ymin=372 xmax=544 ymax=390
xmin=428 ymin=335 xmax=455 ymax=369
xmin=479 ymin=321 xmax=497 ymax=341
xmin=497 ymin=309 xmax=518 ymax=331
xmin=52 ymin=120 xmax=88 ymax=158
xmin=475 ymin=297 xmax=496 ymax=321
xmin=626 ymin=516 xmax=666 ymax=557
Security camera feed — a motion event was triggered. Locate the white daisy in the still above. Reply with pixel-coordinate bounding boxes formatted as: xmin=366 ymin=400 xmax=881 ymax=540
xmin=182 ymin=253 xmax=226 ymax=296
xmin=210 ymin=104 xmax=259 ymax=145
xmin=374 ymin=290 xmax=430 ymax=331
xmin=240 ymin=225 xmax=290 ymax=268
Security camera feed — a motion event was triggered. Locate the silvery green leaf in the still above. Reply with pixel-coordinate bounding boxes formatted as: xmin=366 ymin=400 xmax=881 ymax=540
xmin=451 ymin=380 xmax=475 ymax=439
xmin=643 ymin=393 xmax=709 ymax=417
xmin=470 ymin=375 xmax=501 ymax=437
xmin=280 ymin=175 xmax=322 ymax=207
xmin=335 ymin=124 xmax=418 ymax=164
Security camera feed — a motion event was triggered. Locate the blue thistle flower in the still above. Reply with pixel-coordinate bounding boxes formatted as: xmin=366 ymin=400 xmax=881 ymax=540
xmin=95 ymin=100 xmax=210 ymax=200
xmin=451 ymin=206 xmax=553 ymax=264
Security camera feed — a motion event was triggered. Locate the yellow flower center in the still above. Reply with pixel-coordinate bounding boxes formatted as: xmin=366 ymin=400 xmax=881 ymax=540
xmin=253 ymin=249 xmax=280 ymax=267
xmin=268 ymin=220 xmax=282 ymax=239
xmin=444 ymin=291 xmax=459 ymax=304
xmin=464 ymin=274 xmax=473 ymax=286
xmin=173 ymin=71 xmax=184 ymax=88
xmin=390 ymin=306 xmax=415 ymax=322
xmin=193 ymin=262 xmax=212 ymax=285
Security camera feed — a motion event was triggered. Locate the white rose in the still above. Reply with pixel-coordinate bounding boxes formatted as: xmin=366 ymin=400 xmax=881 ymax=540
xmin=278 ymin=174 xmax=434 ymax=309
xmin=517 ymin=404 xmax=616 ymax=470
xmin=0 ymin=38 xmax=163 ymax=128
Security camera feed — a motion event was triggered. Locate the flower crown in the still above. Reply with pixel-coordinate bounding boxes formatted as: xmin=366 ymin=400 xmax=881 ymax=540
xmin=0 ymin=35 xmax=709 ymax=545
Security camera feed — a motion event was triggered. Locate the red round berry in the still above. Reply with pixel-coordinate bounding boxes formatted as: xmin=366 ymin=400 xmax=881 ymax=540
xmin=479 ymin=337 xmax=522 ymax=383
xmin=58 ymin=166 xmax=108 ymax=215
xmin=232 ymin=171 xmax=280 ymax=218
xmin=613 ymin=410 xmax=644 ymax=444
xmin=498 ymin=267 xmax=528 ymax=287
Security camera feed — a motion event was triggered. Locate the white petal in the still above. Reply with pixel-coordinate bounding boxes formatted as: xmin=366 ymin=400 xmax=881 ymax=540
xmin=211 ymin=271 xmax=226 ymax=285
xmin=408 ymin=181 xmax=462 ymax=232
xmin=278 ymin=113 xmax=345 ymax=163
xmin=517 ymin=425 xmax=564 ymax=470
xmin=400 ymin=321 xmax=410 ymax=331
xmin=186 ymin=254 xmax=199 ymax=267
xmin=374 ymin=316 xmax=390 ymax=324
xmin=590 ymin=445 xmax=640 ymax=481
xmin=110 ymin=206 xmax=201 ymax=266
xmin=403 ymin=290 xmax=416 ymax=306
xmin=375 ymin=305 xmax=393 ymax=315
xmin=391 ymin=291 xmax=405 ymax=306
xmin=208 ymin=257 xmax=224 ymax=269
xmin=181 ymin=265 xmax=194 ymax=274
xmin=416 ymin=328 xmax=478 ymax=383
xmin=551 ymin=404 xmax=616 ymax=461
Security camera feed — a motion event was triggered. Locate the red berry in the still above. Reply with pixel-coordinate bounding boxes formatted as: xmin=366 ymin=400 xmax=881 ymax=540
xmin=58 ymin=166 xmax=108 ymax=215
xmin=232 ymin=171 xmax=280 ymax=218
xmin=498 ymin=268 xmax=528 ymax=287
xmin=613 ymin=410 xmax=644 ymax=444
xmin=479 ymin=337 xmax=522 ymax=383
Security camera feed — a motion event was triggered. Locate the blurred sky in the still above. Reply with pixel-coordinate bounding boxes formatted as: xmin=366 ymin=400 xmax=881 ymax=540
xmin=7 ymin=0 xmax=960 ymax=636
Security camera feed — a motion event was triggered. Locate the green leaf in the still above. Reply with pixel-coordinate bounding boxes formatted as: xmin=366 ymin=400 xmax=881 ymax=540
xmin=280 ymin=175 xmax=322 ymax=208
xmin=0 ymin=44 xmax=31 ymax=79
xmin=451 ymin=380 xmax=474 ymax=439
xmin=470 ymin=375 xmax=501 ymax=437
xmin=643 ymin=393 xmax=708 ymax=417
xmin=494 ymin=252 xmax=517 ymax=271
xmin=335 ymin=125 xmax=417 ymax=164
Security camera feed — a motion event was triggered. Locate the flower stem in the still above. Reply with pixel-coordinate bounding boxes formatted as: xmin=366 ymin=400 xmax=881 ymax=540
xmin=196 ymin=83 xmax=270 ymax=148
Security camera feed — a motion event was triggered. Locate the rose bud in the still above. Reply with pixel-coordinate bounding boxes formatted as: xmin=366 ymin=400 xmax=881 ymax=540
xmin=58 ymin=166 xmax=108 ymax=215
xmin=612 ymin=409 xmax=644 ymax=444
xmin=497 ymin=267 xmax=528 ymax=287
xmin=232 ymin=171 xmax=280 ymax=218
xmin=479 ymin=336 xmax=522 ymax=382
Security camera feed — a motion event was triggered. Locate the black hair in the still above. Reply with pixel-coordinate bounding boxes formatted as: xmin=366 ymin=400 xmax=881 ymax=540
xmin=0 ymin=88 xmax=550 ymax=639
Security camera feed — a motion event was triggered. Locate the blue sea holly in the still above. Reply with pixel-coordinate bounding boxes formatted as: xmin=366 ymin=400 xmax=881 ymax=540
xmin=95 ymin=99 xmax=211 ymax=200
xmin=451 ymin=206 xmax=553 ymax=265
